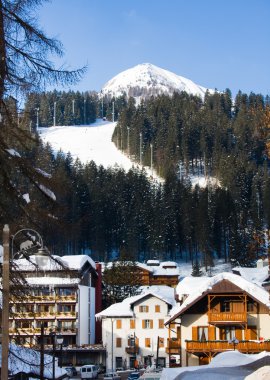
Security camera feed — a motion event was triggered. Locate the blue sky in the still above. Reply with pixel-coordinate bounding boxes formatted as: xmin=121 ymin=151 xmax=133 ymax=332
xmin=39 ymin=0 xmax=270 ymax=96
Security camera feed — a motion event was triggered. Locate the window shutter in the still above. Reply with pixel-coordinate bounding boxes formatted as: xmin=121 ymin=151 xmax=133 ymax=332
xmin=116 ymin=320 xmax=122 ymax=329
xmin=159 ymin=319 xmax=164 ymax=328
xmin=155 ymin=305 xmax=160 ymax=312
xmin=116 ymin=337 xmax=122 ymax=347
xmin=208 ymin=326 xmax=215 ymax=340
xmin=150 ymin=320 xmax=153 ymax=329
xmin=128 ymin=338 xmax=131 ymax=346
xmin=142 ymin=320 xmax=145 ymax=329
xmin=235 ymin=327 xmax=242 ymax=340
xmin=192 ymin=326 xmax=198 ymax=340
xmin=135 ymin=337 xmax=139 ymax=346
xmin=146 ymin=305 xmax=149 ymax=312
xmin=139 ymin=306 xmax=143 ymax=312
xmin=130 ymin=319 xmax=136 ymax=329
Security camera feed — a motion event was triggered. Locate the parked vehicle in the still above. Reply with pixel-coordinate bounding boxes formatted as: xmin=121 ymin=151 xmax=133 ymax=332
xmin=127 ymin=372 xmax=140 ymax=380
xmin=103 ymin=373 xmax=121 ymax=380
xmin=65 ymin=366 xmax=77 ymax=377
xmin=80 ymin=365 xmax=99 ymax=379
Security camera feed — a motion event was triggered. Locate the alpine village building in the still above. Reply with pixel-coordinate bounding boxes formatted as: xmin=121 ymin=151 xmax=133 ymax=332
xmin=165 ymin=272 xmax=270 ymax=367
xmin=96 ymin=286 xmax=178 ymax=370
xmin=9 ymin=255 xmax=104 ymax=366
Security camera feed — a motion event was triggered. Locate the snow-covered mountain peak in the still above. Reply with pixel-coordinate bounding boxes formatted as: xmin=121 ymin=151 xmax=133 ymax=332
xmin=101 ymin=63 xmax=214 ymax=100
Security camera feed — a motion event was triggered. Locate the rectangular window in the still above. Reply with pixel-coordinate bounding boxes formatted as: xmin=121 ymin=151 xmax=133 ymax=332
xmin=116 ymin=337 xmax=122 ymax=347
xmin=159 ymin=337 xmax=164 ymax=348
xmin=198 ymin=326 xmax=208 ymax=341
xmin=116 ymin=320 xmax=122 ymax=329
xmin=155 ymin=305 xmax=160 ymax=312
xmin=143 ymin=319 xmax=153 ymax=329
xmin=145 ymin=338 xmax=151 ymax=347
xmin=130 ymin=319 xmax=136 ymax=329
xmin=159 ymin=319 xmax=164 ymax=329
xmin=221 ymin=301 xmax=231 ymax=312
xmin=139 ymin=305 xmax=149 ymax=312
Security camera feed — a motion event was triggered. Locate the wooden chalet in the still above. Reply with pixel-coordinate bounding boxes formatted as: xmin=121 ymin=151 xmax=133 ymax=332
xmin=165 ymin=273 xmax=270 ymax=367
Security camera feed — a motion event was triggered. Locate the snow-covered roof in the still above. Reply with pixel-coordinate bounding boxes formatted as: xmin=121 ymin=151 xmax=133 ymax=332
xmin=176 ymin=276 xmax=211 ymax=298
xmin=168 ymin=272 xmax=270 ymax=323
xmin=0 ymin=343 xmax=65 ymax=378
xmin=26 ymin=276 xmax=80 ymax=286
xmin=96 ymin=285 xmax=176 ymax=319
xmin=14 ymin=254 xmax=96 ymax=272
xmin=161 ymin=261 xmax=177 ymax=268
xmin=232 ymin=266 xmax=269 ymax=286
xmin=146 ymin=259 xmax=160 ymax=266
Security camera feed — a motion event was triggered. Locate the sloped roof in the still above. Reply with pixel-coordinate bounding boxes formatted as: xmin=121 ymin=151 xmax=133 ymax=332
xmin=96 ymin=285 xmax=176 ymax=318
xmin=13 ymin=254 xmax=96 ymax=272
xmin=167 ymin=272 xmax=270 ymax=324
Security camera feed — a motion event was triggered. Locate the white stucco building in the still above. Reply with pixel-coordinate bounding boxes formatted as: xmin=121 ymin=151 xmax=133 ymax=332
xmin=96 ymin=286 xmax=177 ymax=370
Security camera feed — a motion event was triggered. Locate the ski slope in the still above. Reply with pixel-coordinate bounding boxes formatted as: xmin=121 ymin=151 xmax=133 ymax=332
xmin=39 ymin=119 xmax=161 ymax=180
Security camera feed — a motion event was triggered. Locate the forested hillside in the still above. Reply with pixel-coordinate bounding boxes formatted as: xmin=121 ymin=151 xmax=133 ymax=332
xmin=5 ymin=89 xmax=270 ymax=269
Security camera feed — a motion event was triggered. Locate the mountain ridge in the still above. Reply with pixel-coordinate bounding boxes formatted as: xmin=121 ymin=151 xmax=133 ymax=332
xmin=101 ymin=63 xmax=214 ymax=100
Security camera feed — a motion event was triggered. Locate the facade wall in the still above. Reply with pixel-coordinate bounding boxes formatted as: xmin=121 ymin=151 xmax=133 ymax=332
xmin=101 ymin=295 xmax=176 ymax=371
xmin=180 ymin=314 xmax=208 ymax=367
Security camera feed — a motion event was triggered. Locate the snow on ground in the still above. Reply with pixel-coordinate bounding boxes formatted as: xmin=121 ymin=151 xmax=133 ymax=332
xmin=160 ymin=351 xmax=270 ymax=380
xmin=38 ymin=119 xmax=162 ymax=182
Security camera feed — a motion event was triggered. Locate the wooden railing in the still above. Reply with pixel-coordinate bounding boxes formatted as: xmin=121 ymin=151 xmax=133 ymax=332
xmin=186 ymin=340 xmax=270 ymax=353
xmin=208 ymin=312 xmax=247 ymax=323
xmin=125 ymin=346 xmax=139 ymax=354
xmin=167 ymin=338 xmax=181 ymax=349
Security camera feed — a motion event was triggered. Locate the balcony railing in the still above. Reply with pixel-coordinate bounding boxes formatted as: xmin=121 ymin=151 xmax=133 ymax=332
xmin=208 ymin=312 xmax=247 ymax=323
xmin=186 ymin=340 xmax=270 ymax=353
xmin=125 ymin=346 xmax=139 ymax=354
xmin=165 ymin=338 xmax=181 ymax=354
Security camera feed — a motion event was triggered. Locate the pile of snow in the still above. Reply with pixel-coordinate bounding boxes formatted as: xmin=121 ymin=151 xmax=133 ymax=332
xmin=160 ymin=351 xmax=270 ymax=380
xmin=0 ymin=343 xmax=65 ymax=379
xmin=101 ymin=63 xmax=214 ymax=100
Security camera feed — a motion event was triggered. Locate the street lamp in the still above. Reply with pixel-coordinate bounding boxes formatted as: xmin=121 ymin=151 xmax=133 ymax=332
xmin=1 ymin=225 xmax=50 ymax=380
xmin=50 ymin=332 xmax=64 ymax=380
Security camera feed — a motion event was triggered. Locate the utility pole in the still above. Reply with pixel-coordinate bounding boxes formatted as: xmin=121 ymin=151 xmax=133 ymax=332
xmin=36 ymin=107 xmax=39 ymax=130
xmin=40 ymin=323 xmax=44 ymax=380
xmin=84 ymin=98 xmax=86 ymax=125
xmin=156 ymin=336 xmax=160 ymax=369
xmin=139 ymin=132 xmax=142 ymax=166
xmin=150 ymin=143 xmax=153 ymax=175
xmin=127 ymin=126 xmax=130 ymax=157
xmin=1 ymin=224 xmax=10 ymax=380
xmin=53 ymin=102 xmax=56 ymax=127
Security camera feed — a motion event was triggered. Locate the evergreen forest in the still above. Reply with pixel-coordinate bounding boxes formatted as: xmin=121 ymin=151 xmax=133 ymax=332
xmin=4 ymin=89 xmax=270 ymax=269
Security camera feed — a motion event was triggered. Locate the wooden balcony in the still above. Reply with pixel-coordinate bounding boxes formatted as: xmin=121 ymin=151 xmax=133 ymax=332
xmin=208 ymin=312 xmax=247 ymax=324
xmin=125 ymin=346 xmax=139 ymax=354
xmin=166 ymin=338 xmax=181 ymax=354
xmin=186 ymin=340 xmax=270 ymax=354
xmin=56 ymin=295 xmax=77 ymax=303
